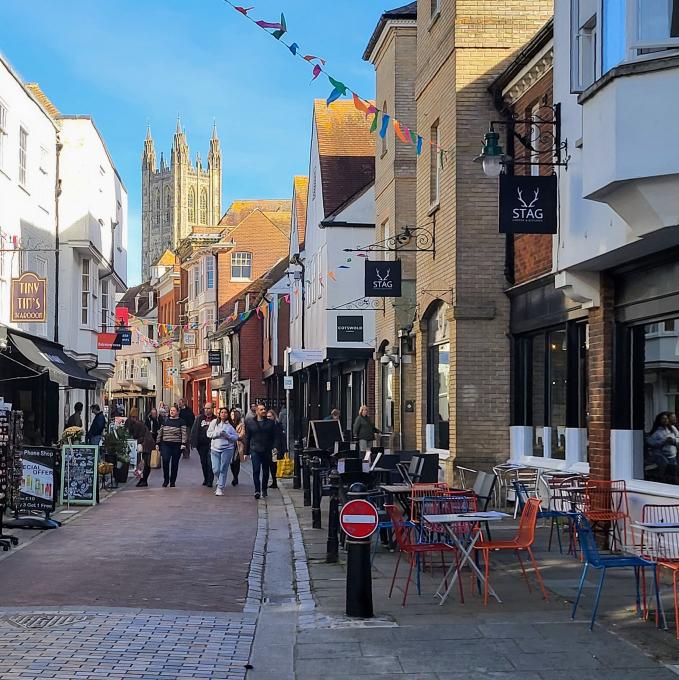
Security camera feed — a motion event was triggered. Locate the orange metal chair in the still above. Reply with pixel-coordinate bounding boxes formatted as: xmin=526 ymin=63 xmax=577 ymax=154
xmin=385 ymin=503 xmax=457 ymax=606
xmin=584 ymin=480 xmax=629 ymax=551
xmin=641 ymin=504 xmax=679 ymax=637
xmin=409 ymin=482 xmax=451 ymax=524
xmin=476 ymin=497 xmax=548 ymax=606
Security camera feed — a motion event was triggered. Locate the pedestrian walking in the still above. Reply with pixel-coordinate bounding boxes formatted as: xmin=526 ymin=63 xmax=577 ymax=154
xmin=230 ymin=408 xmax=246 ymax=486
xmin=266 ymin=409 xmax=287 ymax=490
xmin=86 ymin=404 xmax=106 ymax=445
xmin=244 ymin=403 xmax=257 ymax=422
xmin=244 ymin=403 xmax=277 ymax=499
xmin=207 ymin=408 xmax=240 ymax=496
xmin=157 ymin=405 xmax=188 ymax=488
xmin=66 ymin=402 xmax=83 ymax=429
xmin=190 ymin=402 xmax=217 ymax=487
xmin=352 ymin=404 xmax=380 ymax=452
xmin=126 ymin=408 xmax=155 ymax=487
xmin=324 ymin=408 xmax=341 ymax=421
xmin=178 ymin=399 xmax=195 ymax=458
xmin=145 ymin=407 xmax=163 ymax=442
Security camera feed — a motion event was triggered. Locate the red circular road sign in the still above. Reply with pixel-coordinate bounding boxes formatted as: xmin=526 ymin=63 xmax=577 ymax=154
xmin=340 ymin=499 xmax=379 ymax=539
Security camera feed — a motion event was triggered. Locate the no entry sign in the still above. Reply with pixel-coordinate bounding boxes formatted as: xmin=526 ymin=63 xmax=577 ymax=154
xmin=340 ymin=499 xmax=379 ymax=539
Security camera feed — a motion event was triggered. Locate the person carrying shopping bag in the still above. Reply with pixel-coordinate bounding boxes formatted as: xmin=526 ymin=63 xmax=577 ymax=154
xmin=156 ymin=406 xmax=188 ymax=488
xmin=207 ymin=408 xmax=240 ymax=496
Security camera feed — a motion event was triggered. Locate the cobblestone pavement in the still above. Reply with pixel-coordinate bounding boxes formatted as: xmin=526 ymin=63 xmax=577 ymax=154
xmin=0 ymin=456 xmax=263 ymax=679
xmin=0 ymin=608 xmax=256 ymax=680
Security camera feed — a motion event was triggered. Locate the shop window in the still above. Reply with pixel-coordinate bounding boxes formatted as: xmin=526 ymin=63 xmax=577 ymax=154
xmin=427 ymin=302 xmax=449 ymax=450
xmin=381 ymin=360 xmax=394 ymax=433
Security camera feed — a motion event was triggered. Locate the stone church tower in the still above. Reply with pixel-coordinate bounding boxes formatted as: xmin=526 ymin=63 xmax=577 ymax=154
xmin=141 ymin=120 xmax=222 ymax=279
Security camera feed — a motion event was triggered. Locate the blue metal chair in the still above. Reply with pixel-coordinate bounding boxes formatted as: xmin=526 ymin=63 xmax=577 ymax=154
xmin=513 ymin=480 xmax=570 ymax=554
xmin=572 ymin=515 xmax=661 ymax=630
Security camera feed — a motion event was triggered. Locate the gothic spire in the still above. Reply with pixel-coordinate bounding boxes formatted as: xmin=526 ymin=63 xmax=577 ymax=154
xmin=142 ymin=124 xmax=156 ymax=170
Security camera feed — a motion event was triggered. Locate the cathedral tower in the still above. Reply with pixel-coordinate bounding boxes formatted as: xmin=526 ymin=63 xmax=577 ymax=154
xmin=141 ymin=120 xmax=222 ymax=280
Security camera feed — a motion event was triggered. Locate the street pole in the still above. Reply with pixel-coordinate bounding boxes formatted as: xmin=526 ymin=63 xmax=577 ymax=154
xmin=284 ymin=347 xmax=291 ymax=453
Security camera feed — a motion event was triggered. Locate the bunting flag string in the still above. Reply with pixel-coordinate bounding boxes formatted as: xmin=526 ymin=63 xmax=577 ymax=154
xmin=223 ymin=0 xmax=449 ymax=160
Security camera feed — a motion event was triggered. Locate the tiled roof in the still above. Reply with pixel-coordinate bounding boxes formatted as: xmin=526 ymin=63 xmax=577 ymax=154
xmin=262 ymin=210 xmax=292 ymax=236
xmin=216 ymin=257 xmax=290 ymax=333
xmin=25 ymin=83 xmax=60 ymax=118
xmin=293 ymin=176 xmax=309 ymax=247
xmin=156 ymin=249 xmax=178 ymax=267
xmin=118 ymin=281 xmax=156 ymax=317
xmin=219 ymin=199 xmax=291 ymax=227
xmin=314 ymin=99 xmax=375 ymax=218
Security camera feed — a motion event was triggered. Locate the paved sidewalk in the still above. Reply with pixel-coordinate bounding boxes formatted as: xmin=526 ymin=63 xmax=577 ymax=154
xmin=281 ymin=481 xmax=679 ymax=679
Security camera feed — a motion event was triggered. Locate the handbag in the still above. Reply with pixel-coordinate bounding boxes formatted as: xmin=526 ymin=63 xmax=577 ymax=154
xmin=276 ymin=453 xmax=294 ymax=478
xmin=150 ymin=448 xmax=161 ymax=469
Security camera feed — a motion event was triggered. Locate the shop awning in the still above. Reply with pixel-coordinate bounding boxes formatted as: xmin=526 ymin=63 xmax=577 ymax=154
xmin=9 ymin=333 xmax=96 ymax=390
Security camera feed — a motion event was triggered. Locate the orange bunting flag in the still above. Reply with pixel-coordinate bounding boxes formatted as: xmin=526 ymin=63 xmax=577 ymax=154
xmin=393 ymin=119 xmax=409 ymax=144
xmin=352 ymin=93 xmax=370 ymax=115
xmin=327 ymin=271 xmax=337 ymax=282
xmin=304 ymin=55 xmax=326 ymax=64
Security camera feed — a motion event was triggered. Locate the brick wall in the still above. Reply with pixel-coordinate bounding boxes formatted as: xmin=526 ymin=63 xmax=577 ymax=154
xmin=414 ymin=0 xmax=553 ymax=467
xmin=587 ymin=274 xmax=614 ymax=481
xmin=237 ymin=316 xmax=267 ymax=401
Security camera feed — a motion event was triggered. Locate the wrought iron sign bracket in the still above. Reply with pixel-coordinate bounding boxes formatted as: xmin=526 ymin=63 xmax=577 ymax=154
xmin=490 ymin=103 xmax=570 ymax=170
xmin=326 ymin=296 xmax=386 ymax=312
xmin=343 ymin=224 xmax=435 ymax=254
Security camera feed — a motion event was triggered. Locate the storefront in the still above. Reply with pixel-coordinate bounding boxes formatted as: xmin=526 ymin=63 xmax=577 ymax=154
xmin=508 ymin=276 xmax=589 ymax=469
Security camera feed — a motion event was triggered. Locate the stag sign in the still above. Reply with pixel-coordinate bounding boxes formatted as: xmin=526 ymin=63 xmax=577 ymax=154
xmin=364 ymin=259 xmax=402 ymax=297
xmin=499 ymin=174 xmax=557 ymax=234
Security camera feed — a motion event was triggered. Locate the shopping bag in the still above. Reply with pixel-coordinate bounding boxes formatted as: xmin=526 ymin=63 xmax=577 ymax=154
xmin=276 ymin=454 xmax=294 ymax=478
xmin=150 ymin=448 xmax=161 ymax=468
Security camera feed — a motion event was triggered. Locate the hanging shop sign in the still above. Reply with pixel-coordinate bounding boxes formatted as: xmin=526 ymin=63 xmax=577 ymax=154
xmin=115 ymin=306 xmax=130 ymax=328
xmin=337 ymin=316 xmax=364 ymax=342
xmin=183 ymin=331 xmax=197 ymax=348
xmin=208 ymin=350 xmax=222 ymax=366
xmin=10 ymin=272 xmax=47 ymax=323
xmin=60 ymin=444 xmax=98 ymax=506
xmin=163 ymin=362 xmax=174 ymax=388
xmin=14 ymin=446 xmax=57 ymax=514
xmin=499 ymin=174 xmax=558 ymax=234
xmin=364 ymin=260 xmax=402 ymax=298
xmin=288 ymin=348 xmax=325 ymax=364
xmin=97 ymin=330 xmax=132 ymax=350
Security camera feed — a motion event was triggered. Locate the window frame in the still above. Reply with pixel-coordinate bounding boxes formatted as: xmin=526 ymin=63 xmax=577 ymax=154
xmin=230 ymin=251 xmax=252 ymax=281
xmin=0 ymin=100 xmax=7 ymax=172
xmin=199 ymin=188 xmax=208 ymax=224
xmin=429 ymin=120 xmax=440 ymax=208
xmin=18 ymin=126 xmax=28 ymax=188
xmin=188 ymin=187 xmax=196 ymax=222
xmin=628 ymin=0 xmax=679 ymax=53
xmin=206 ymin=255 xmax=215 ymax=289
xmin=81 ymin=258 xmax=91 ymax=326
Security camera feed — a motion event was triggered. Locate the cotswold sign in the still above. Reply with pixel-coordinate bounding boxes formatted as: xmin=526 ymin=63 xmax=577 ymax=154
xmin=11 ymin=272 xmax=47 ymax=322
xmin=364 ymin=260 xmax=402 ymax=297
xmin=499 ymin=174 xmax=557 ymax=234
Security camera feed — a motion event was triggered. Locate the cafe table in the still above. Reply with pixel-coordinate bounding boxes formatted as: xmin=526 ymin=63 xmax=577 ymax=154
xmin=423 ymin=511 xmax=510 ymax=605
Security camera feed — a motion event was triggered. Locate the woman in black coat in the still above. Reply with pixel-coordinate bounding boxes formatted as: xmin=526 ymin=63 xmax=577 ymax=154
xmin=266 ymin=409 xmax=287 ymax=490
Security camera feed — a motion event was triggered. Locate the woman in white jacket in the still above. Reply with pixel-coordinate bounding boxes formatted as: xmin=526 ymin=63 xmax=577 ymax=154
xmin=207 ymin=408 xmax=240 ymax=496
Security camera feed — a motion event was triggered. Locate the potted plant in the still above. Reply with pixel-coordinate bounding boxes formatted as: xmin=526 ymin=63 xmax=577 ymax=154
xmin=102 ymin=427 xmax=132 ymax=483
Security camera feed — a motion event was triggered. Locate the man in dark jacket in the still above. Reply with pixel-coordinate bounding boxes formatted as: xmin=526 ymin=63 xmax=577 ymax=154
xmin=177 ymin=398 xmax=195 ymax=458
xmin=190 ymin=402 xmax=216 ymax=487
xmin=244 ymin=403 xmax=276 ymax=499
xmin=66 ymin=402 xmax=83 ymax=429
xmin=86 ymin=405 xmax=106 ymax=445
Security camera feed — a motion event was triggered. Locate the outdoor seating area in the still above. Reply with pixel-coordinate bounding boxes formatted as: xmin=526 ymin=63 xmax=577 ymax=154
xmin=296 ymin=447 xmax=679 ymax=644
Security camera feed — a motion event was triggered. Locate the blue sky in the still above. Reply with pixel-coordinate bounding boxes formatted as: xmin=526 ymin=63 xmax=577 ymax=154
xmin=1 ymin=0 xmax=382 ymax=285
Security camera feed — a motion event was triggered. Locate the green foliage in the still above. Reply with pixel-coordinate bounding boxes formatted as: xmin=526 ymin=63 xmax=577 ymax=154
xmin=102 ymin=427 xmax=132 ymax=463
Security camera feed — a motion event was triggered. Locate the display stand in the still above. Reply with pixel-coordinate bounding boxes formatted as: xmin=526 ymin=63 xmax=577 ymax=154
xmin=0 ymin=409 xmax=21 ymax=548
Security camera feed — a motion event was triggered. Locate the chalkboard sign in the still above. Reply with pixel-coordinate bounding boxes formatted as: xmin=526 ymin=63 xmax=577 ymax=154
xmin=15 ymin=446 xmax=57 ymax=514
xmin=307 ymin=420 xmax=344 ymax=451
xmin=60 ymin=445 xmax=98 ymax=505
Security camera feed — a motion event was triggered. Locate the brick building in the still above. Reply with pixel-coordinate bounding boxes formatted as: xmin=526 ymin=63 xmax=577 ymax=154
xmin=363 ymin=2 xmax=418 ymax=451
xmin=412 ymin=0 xmax=552 ymax=476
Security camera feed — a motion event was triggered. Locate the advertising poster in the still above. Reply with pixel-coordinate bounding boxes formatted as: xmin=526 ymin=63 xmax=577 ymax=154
xmin=15 ymin=446 xmax=57 ymax=514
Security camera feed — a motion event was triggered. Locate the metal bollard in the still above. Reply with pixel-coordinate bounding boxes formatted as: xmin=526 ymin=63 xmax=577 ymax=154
xmin=345 ymin=483 xmax=374 ymax=618
xmin=293 ymin=440 xmax=302 ymax=489
xmin=302 ymin=454 xmax=311 ymax=506
xmin=326 ymin=478 xmax=340 ymax=563
xmin=311 ymin=458 xmax=323 ymax=529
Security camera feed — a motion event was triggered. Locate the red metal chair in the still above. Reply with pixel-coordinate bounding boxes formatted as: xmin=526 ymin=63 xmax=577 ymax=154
xmin=584 ymin=480 xmax=629 ymax=551
xmin=641 ymin=504 xmax=679 ymax=637
xmin=409 ymin=482 xmax=450 ymax=523
xmin=385 ymin=503 xmax=457 ymax=606
xmin=476 ymin=497 xmax=548 ymax=606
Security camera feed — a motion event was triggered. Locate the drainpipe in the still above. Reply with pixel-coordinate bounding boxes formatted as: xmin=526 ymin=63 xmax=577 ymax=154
xmin=54 ymin=139 xmax=62 ymax=344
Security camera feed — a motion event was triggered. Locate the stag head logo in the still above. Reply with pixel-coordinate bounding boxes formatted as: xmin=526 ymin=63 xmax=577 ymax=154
xmin=373 ymin=267 xmax=393 ymax=289
xmin=513 ymin=185 xmax=544 ymax=221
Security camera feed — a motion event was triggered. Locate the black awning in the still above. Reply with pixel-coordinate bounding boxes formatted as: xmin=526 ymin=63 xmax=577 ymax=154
xmin=9 ymin=333 xmax=96 ymax=390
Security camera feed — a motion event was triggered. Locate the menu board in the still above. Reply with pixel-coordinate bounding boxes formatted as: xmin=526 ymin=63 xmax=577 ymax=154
xmin=16 ymin=446 xmax=57 ymax=514
xmin=60 ymin=445 xmax=98 ymax=505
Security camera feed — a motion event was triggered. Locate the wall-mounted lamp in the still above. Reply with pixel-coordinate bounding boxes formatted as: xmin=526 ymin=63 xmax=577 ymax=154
xmin=473 ymin=130 xmax=507 ymax=178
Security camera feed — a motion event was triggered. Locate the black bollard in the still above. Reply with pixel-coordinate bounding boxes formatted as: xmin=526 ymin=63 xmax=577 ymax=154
xmin=326 ymin=494 xmax=340 ymax=563
xmin=293 ymin=440 xmax=302 ymax=489
xmin=344 ymin=483 xmax=375 ymax=618
xmin=302 ymin=454 xmax=311 ymax=506
xmin=311 ymin=459 xmax=322 ymax=529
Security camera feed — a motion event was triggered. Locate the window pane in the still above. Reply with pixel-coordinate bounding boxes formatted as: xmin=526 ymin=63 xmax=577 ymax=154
xmin=548 ymin=329 xmax=567 ymax=459
xmin=638 ymin=0 xmax=679 ymax=41
xmin=603 ymin=0 xmax=627 ymax=72
xmin=532 ymin=334 xmax=545 ymax=456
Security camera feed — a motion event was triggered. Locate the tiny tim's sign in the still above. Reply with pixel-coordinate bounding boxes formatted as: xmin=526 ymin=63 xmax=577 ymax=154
xmin=11 ymin=272 xmax=47 ymax=323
